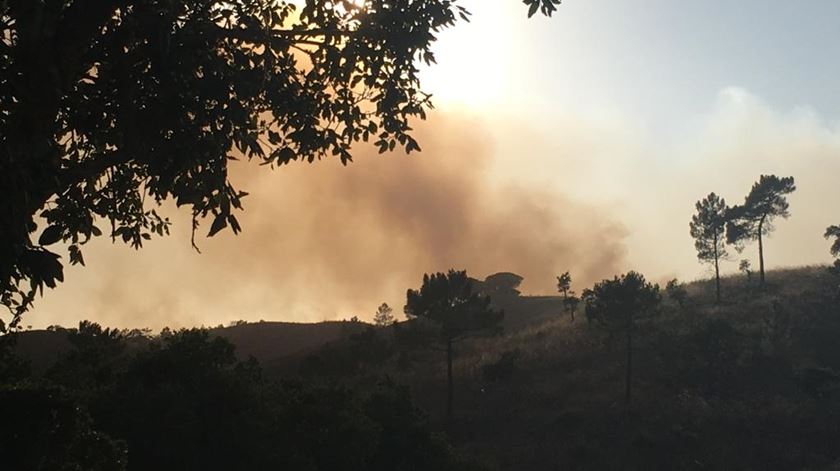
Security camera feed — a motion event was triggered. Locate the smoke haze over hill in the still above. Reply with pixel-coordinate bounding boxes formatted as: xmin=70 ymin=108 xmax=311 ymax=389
xmin=30 ymin=113 xmax=627 ymax=329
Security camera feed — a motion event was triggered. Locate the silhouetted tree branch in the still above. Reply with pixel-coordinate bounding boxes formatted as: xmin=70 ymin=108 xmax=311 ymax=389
xmin=404 ymin=269 xmax=503 ymax=425
xmin=690 ymin=192 xmax=729 ymax=303
xmin=726 ymin=175 xmax=796 ymax=286
xmin=0 ymin=0 xmax=560 ymax=330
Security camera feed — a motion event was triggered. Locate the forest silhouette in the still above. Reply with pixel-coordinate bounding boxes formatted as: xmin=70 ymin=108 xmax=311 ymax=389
xmin=5 ymin=262 xmax=840 ymax=470
xmin=3 ymin=1 xmax=840 ymax=470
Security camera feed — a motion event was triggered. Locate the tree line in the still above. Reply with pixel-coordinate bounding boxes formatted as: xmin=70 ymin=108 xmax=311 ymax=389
xmin=0 ymin=322 xmax=488 ymax=471
xmin=688 ymin=173 xmax=840 ymax=298
xmin=690 ymin=174 xmax=798 ymax=302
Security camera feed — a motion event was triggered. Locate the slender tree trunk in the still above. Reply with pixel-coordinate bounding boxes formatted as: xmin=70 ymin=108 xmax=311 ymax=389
xmin=562 ymin=291 xmax=570 ymax=322
xmin=565 ymin=293 xmax=575 ymax=322
xmin=714 ymin=232 xmax=721 ymax=303
xmin=758 ymin=216 xmax=766 ymax=286
xmin=625 ymin=311 xmax=633 ymax=404
xmin=446 ymin=338 xmax=454 ymax=426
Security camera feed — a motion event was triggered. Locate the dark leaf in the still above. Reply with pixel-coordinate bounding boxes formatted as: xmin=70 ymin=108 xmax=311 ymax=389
xmin=208 ymin=214 xmax=228 ymax=237
xmin=38 ymin=226 xmax=63 ymax=246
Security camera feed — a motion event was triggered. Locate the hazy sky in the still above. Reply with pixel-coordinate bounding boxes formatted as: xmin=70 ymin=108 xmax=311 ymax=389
xmin=424 ymin=0 xmax=840 ymax=276
xmin=27 ymin=0 xmax=840 ymax=329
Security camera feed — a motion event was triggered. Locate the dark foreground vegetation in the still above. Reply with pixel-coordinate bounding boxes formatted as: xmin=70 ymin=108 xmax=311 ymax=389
xmin=1 ymin=325 xmax=485 ymax=471
xmin=3 ymin=1 xmax=838 ymax=469
xmin=4 ymin=266 xmax=840 ymax=470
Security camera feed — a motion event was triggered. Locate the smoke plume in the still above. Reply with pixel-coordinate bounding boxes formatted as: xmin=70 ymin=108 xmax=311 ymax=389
xmin=30 ymin=112 xmax=628 ymax=329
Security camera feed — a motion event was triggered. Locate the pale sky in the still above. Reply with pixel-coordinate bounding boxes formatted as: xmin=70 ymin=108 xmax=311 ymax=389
xmin=423 ymin=0 xmax=840 ymax=279
xmin=26 ymin=0 xmax=840 ymax=330
xmin=426 ymin=0 xmax=840 ymax=119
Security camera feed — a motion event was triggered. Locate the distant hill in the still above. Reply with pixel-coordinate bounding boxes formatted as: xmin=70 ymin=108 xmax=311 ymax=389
xmin=472 ymin=271 xmax=565 ymax=330
xmin=491 ymin=294 xmax=564 ymax=331
xmin=9 ymin=266 xmax=840 ymax=470
xmin=209 ymin=320 xmax=368 ymax=371
xmin=13 ymin=273 xmax=562 ymax=374
xmin=412 ymin=265 xmax=840 ymax=469
xmin=13 ymin=319 xmax=371 ymax=375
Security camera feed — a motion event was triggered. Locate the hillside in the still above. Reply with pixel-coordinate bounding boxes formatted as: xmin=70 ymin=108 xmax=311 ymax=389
xmin=210 ymin=320 xmax=369 ymax=370
xmin=13 ymin=289 xmax=563 ymax=374
xmin=283 ymin=266 xmax=840 ymax=469
xmin=8 ymin=266 xmax=840 ymax=470
xmin=13 ymin=320 xmax=370 ymax=374
xmin=407 ymin=266 xmax=840 ymax=470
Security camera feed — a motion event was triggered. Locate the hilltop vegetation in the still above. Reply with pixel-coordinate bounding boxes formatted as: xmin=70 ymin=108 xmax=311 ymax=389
xmin=4 ymin=266 xmax=840 ymax=470
xmin=291 ymin=266 xmax=840 ymax=469
xmin=3 ymin=2 xmax=840 ymax=469
xmin=436 ymin=266 xmax=840 ymax=470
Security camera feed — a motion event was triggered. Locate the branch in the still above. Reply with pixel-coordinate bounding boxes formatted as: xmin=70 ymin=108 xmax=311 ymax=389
xmin=56 ymin=150 xmax=131 ymax=193
xmin=272 ymin=27 xmax=353 ymax=38
xmin=214 ymin=25 xmax=353 ymax=49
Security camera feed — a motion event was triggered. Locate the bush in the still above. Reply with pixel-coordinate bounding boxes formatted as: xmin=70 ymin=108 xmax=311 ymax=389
xmin=482 ymin=349 xmax=522 ymax=383
xmin=0 ymin=386 xmax=126 ymax=471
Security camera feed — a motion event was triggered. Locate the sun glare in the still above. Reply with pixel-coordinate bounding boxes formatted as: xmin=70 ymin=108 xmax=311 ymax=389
xmin=420 ymin=0 xmax=521 ymax=109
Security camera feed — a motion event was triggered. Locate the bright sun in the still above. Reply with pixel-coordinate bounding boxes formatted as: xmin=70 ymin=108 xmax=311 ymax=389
xmin=419 ymin=0 xmax=521 ymax=110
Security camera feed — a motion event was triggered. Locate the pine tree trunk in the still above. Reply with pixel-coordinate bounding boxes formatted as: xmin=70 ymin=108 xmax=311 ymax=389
xmin=625 ymin=312 xmax=633 ymax=404
xmin=758 ymin=216 xmax=766 ymax=285
xmin=714 ymin=232 xmax=721 ymax=303
xmin=446 ymin=338 xmax=454 ymax=426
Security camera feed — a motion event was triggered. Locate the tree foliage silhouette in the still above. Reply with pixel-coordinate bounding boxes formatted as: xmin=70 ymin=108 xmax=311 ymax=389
xmin=584 ymin=271 xmax=660 ymax=403
xmin=404 ymin=269 xmax=503 ymax=424
xmin=556 ymin=271 xmax=579 ymax=321
xmin=726 ymin=175 xmax=796 ymax=285
xmin=482 ymin=272 xmax=524 ymax=298
xmin=4 ymin=325 xmax=483 ymax=471
xmin=825 ymin=225 xmax=840 ymax=274
xmin=0 ymin=386 xmax=127 ymax=471
xmin=689 ymin=192 xmax=728 ymax=302
xmin=0 ymin=334 xmax=28 ymax=381
xmin=556 ymin=271 xmax=571 ymax=298
xmin=46 ymin=321 xmax=127 ymax=396
xmin=0 ymin=0 xmax=559 ymax=331
xmin=665 ymin=278 xmax=687 ymax=307
xmin=739 ymin=259 xmax=753 ymax=281
xmin=373 ymin=303 xmax=395 ymax=327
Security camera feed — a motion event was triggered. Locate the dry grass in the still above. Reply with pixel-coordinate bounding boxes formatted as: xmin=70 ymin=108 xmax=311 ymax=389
xmin=396 ymin=265 xmax=840 ymax=469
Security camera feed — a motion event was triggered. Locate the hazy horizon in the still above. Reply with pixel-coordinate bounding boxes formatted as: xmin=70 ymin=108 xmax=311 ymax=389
xmin=26 ymin=0 xmax=840 ymax=330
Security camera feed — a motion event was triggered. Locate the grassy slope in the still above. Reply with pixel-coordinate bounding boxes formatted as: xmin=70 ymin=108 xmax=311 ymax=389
xmin=12 ymin=266 xmax=839 ymax=469
xmin=388 ymin=266 xmax=840 ymax=470
xmin=210 ymin=320 xmax=368 ymax=371
xmin=14 ymin=320 xmax=369 ymax=375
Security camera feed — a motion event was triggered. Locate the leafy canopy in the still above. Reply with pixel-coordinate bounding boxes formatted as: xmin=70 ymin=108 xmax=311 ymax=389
xmin=556 ymin=271 xmax=572 ymax=297
xmin=689 ymin=192 xmax=729 ymax=263
xmin=18 ymin=326 xmax=480 ymax=471
xmin=665 ymin=278 xmax=687 ymax=307
xmin=726 ymin=175 xmax=796 ymax=248
xmin=0 ymin=0 xmax=559 ymax=330
xmin=739 ymin=259 xmax=752 ymax=277
xmin=373 ymin=302 xmax=395 ymax=326
xmin=825 ymin=225 xmax=840 ymax=258
xmin=825 ymin=225 xmax=840 ymax=274
xmin=482 ymin=272 xmax=524 ymax=298
xmin=404 ymin=270 xmax=503 ymax=343
xmin=583 ymin=271 xmax=660 ymax=330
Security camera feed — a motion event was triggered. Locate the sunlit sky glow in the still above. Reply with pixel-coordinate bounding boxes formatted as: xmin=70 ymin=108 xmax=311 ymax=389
xmin=27 ymin=0 xmax=840 ymax=329
xmin=423 ymin=0 xmax=840 ymax=276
